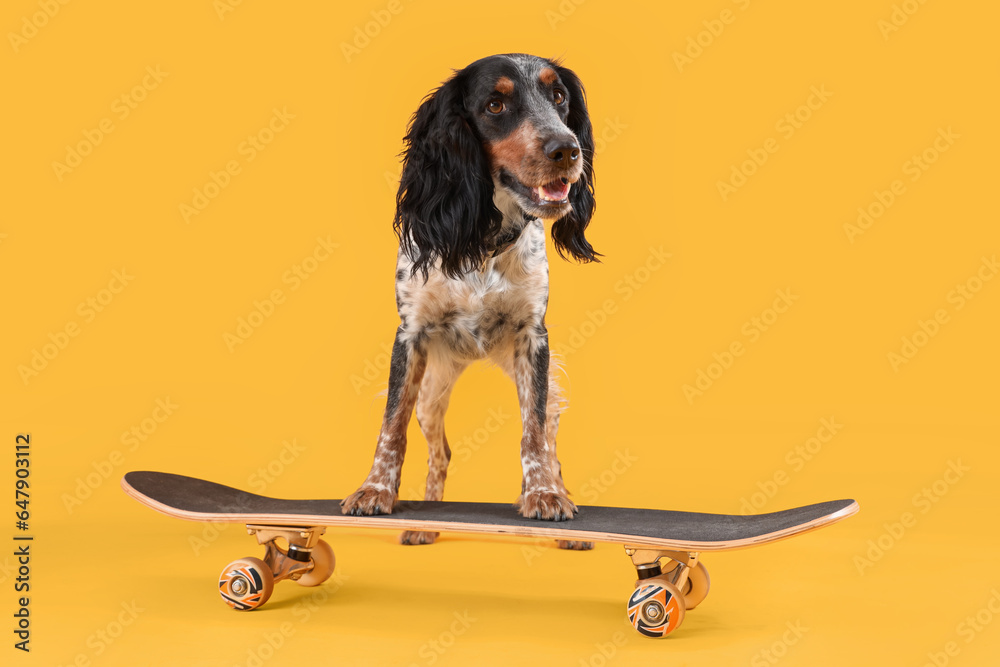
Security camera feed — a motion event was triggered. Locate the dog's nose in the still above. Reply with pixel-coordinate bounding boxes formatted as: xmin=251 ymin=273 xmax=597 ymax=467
xmin=544 ymin=139 xmax=580 ymax=169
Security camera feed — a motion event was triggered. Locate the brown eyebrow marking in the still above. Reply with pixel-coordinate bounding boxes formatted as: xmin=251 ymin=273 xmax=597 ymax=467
xmin=539 ymin=67 xmax=558 ymax=85
xmin=495 ymin=76 xmax=514 ymax=95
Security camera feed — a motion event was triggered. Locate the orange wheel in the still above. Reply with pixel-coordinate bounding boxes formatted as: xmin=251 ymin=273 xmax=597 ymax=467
xmin=683 ymin=562 xmax=711 ymax=610
xmin=627 ymin=577 xmax=686 ymax=638
xmin=296 ymin=539 xmax=335 ymax=587
xmin=661 ymin=561 xmax=711 ymax=610
xmin=219 ymin=557 xmax=274 ymax=610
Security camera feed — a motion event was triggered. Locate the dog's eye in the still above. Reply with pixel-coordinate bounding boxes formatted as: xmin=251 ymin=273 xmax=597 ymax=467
xmin=486 ymin=99 xmax=505 ymax=114
xmin=553 ymin=89 xmax=565 ymax=105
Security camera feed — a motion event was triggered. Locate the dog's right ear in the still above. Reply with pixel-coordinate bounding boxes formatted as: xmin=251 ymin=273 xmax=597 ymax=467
xmin=393 ymin=74 xmax=502 ymax=280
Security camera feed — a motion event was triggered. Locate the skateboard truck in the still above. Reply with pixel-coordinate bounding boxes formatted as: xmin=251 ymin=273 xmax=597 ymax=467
xmin=219 ymin=529 xmax=713 ymax=638
xmin=218 ymin=525 xmax=337 ymax=610
xmin=623 ymin=546 xmax=710 ymax=638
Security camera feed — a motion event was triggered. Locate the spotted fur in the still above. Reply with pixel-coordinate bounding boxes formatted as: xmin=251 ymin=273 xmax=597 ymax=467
xmin=341 ymin=54 xmax=599 ymax=541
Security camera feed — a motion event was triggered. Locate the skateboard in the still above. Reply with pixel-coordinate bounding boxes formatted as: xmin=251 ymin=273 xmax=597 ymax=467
xmin=121 ymin=471 xmax=858 ymax=638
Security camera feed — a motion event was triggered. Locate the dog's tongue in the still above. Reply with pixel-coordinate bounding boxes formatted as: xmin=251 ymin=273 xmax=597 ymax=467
xmin=537 ymin=179 xmax=571 ymax=202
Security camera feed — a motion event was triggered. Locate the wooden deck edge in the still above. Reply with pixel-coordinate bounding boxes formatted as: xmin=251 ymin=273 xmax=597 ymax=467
xmin=121 ymin=477 xmax=859 ymax=552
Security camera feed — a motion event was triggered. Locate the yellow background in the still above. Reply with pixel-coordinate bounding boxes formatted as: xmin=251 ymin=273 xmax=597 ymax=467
xmin=3 ymin=0 xmax=998 ymax=665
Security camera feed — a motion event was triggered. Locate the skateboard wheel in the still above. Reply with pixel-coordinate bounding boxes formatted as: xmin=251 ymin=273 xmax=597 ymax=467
xmin=296 ymin=539 xmax=335 ymax=587
xmin=627 ymin=577 xmax=685 ymax=638
xmin=219 ymin=557 xmax=274 ymax=611
xmin=683 ymin=562 xmax=710 ymax=610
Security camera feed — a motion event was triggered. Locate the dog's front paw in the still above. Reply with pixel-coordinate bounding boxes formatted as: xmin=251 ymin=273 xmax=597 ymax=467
xmin=517 ymin=489 xmax=578 ymax=521
xmin=557 ymin=540 xmax=594 ymax=550
xmin=400 ymin=530 xmax=439 ymax=545
xmin=340 ymin=485 xmax=397 ymax=516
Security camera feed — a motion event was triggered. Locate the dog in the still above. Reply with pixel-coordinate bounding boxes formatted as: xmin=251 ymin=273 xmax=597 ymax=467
xmin=340 ymin=54 xmax=598 ymax=546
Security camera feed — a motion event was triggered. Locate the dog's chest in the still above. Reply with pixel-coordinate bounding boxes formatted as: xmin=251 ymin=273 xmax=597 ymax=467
xmin=397 ymin=240 xmax=549 ymax=357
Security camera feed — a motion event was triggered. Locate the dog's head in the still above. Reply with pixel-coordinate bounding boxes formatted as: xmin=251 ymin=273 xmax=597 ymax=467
xmin=395 ymin=54 xmax=598 ymax=279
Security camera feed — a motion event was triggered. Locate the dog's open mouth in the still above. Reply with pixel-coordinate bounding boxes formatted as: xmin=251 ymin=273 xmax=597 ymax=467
xmin=534 ymin=178 xmax=571 ymax=204
xmin=500 ymin=170 xmax=574 ymax=208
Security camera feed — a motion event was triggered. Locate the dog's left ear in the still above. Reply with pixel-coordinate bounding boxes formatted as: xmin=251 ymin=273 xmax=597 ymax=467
xmin=551 ymin=64 xmax=600 ymax=263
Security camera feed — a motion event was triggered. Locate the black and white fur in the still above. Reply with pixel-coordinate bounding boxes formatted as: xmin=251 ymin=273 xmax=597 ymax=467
xmin=341 ymin=54 xmax=598 ymax=545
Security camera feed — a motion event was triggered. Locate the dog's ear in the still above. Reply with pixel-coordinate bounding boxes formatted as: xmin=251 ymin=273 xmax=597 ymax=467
xmin=394 ymin=73 xmax=502 ymax=280
xmin=551 ymin=64 xmax=600 ymax=264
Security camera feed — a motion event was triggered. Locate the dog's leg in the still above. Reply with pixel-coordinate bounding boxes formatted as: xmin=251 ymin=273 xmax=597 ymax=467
xmin=400 ymin=359 xmax=464 ymax=545
xmin=544 ymin=364 xmax=569 ymax=497
xmin=513 ymin=326 xmax=577 ymax=521
xmin=341 ymin=329 xmax=426 ymax=515
xmin=544 ymin=365 xmax=594 ymax=548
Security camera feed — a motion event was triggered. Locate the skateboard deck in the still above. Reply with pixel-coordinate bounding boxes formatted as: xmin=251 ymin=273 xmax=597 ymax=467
xmin=122 ymin=471 xmax=859 ymax=638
